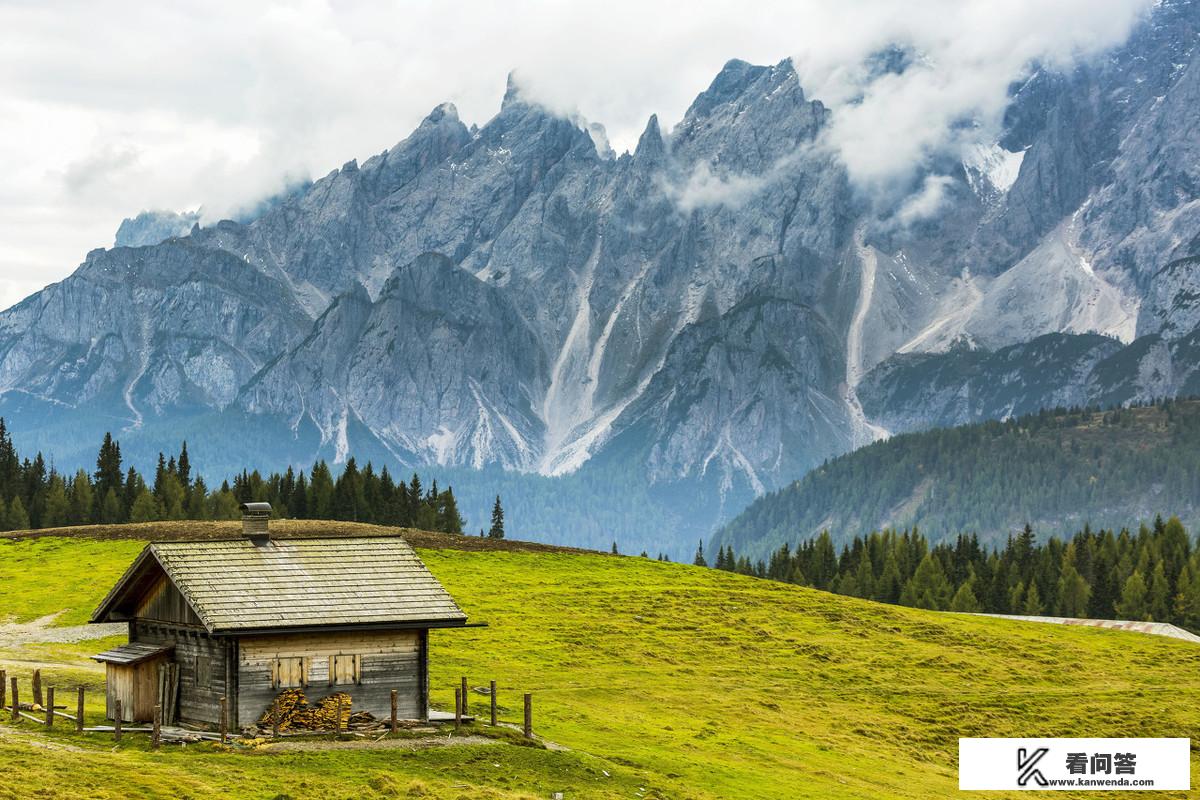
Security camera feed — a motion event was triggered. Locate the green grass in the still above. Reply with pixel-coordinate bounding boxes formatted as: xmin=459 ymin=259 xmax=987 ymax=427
xmin=2 ymin=527 xmax=1200 ymax=798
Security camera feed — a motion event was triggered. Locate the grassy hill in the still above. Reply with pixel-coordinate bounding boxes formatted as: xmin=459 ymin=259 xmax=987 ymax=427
xmin=714 ymin=399 xmax=1200 ymax=561
xmin=2 ymin=521 xmax=1200 ymax=798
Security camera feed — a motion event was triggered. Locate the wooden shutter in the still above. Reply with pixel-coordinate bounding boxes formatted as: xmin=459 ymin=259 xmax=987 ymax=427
xmin=330 ymin=654 xmax=361 ymax=685
xmin=273 ymin=657 xmax=306 ymax=689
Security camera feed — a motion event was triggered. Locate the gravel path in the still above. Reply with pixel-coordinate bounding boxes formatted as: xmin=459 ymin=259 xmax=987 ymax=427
xmin=0 ymin=612 xmax=124 ymax=648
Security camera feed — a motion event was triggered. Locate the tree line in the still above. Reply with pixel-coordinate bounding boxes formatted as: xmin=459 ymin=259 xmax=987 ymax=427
xmin=702 ymin=516 xmax=1200 ymax=632
xmin=0 ymin=420 xmax=506 ymax=536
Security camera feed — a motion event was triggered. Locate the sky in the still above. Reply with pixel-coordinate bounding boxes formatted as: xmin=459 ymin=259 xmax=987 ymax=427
xmin=0 ymin=0 xmax=1154 ymax=311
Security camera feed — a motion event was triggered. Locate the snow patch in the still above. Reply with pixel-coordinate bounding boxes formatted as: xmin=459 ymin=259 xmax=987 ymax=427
xmin=963 ymin=142 xmax=1026 ymax=198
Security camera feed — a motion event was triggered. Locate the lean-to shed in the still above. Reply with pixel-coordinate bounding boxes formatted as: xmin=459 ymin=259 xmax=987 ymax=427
xmin=90 ymin=504 xmax=470 ymax=727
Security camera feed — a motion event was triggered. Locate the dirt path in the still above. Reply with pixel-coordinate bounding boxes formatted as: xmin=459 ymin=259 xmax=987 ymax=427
xmin=0 ymin=612 xmax=124 ymax=648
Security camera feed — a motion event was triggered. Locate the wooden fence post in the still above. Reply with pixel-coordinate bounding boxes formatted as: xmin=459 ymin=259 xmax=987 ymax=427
xmin=219 ymin=696 xmax=227 ymax=744
xmin=461 ymin=676 xmax=468 ymax=718
xmin=10 ymin=677 xmax=18 ymax=722
xmin=390 ymin=689 xmax=398 ymax=734
xmin=271 ymin=697 xmax=280 ymax=738
xmin=45 ymin=687 xmax=54 ymax=728
xmin=523 ymin=693 xmax=532 ymax=739
xmin=76 ymin=687 xmax=85 ymax=732
xmin=490 ymin=680 xmax=497 ymax=726
xmin=113 ymin=700 xmax=122 ymax=742
xmin=152 ymin=705 xmax=161 ymax=750
xmin=335 ymin=695 xmax=343 ymax=737
xmin=454 ymin=687 xmax=461 ymax=732
xmin=31 ymin=669 xmax=42 ymax=708
xmin=0 ymin=669 xmax=6 ymax=712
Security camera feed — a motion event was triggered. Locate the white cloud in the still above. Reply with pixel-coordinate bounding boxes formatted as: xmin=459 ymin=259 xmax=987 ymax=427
xmin=0 ymin=0 xmax=1154 ymax=309
xmin=895 ymin=174 xmax=956 ymax=226
xmin=662 ymin=162 xmax=774 ymax=213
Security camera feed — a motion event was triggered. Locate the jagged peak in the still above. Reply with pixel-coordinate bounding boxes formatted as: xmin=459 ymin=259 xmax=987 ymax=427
xmin=635 ymin=114 xmax=666 ymax=160
xmin=501 ymin=70 xmax=524 ymax=110
xmin=423 ymin=102 xmax=460 ymax=125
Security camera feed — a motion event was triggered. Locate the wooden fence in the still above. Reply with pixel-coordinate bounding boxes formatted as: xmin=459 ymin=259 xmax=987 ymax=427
xmin=2 ymin=669 xmax=536 ymax=747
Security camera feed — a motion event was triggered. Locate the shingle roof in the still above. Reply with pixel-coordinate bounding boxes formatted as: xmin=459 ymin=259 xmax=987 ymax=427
xmin=93 ymin=642 xmax=175 ymax=665
xmin=91 ymin=536 xmax=467 ymax=634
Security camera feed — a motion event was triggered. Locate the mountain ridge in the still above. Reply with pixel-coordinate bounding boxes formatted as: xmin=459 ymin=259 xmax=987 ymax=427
xmin=3 ymin=1 xmax=1200 ymax=555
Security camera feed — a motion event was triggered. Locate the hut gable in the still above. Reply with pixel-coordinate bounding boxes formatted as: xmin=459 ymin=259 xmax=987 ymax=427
xmin=91 ymin=536 xmax=468 ymax=634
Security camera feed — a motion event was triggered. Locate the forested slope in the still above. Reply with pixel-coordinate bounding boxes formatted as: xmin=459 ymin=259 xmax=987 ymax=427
xmin=713 ymin=399 xmax=1200 ymax=560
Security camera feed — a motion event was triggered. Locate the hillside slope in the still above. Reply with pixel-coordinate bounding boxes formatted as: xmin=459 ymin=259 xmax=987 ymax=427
xmin=2 ymin=523 xmax=1200 ymax=798
xmin=713 ymin=399 xmax=1200 ymax=561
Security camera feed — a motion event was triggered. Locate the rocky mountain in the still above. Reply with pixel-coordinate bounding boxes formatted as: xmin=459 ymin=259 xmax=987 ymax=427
xmin=2 ymin=1 xmax=1200 ymax=556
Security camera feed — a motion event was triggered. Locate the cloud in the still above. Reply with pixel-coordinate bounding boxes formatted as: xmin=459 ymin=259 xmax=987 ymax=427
xmin=792 ymin=0 xmax=1154 ymax=195
xmin=894 ymin=174 xmax=955 ymax=226
xmin=0 ymin=0 xmax=1155 ymax=309
xmin=662 ymin=162 xmax=774 ymax=213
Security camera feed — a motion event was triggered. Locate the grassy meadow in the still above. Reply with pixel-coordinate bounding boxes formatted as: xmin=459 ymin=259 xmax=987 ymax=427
xmin=1 ymin=523 xmax=1199 ymax=798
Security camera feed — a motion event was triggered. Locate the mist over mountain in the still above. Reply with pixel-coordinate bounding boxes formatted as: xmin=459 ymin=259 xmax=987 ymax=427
xmin=2 ymin=0 xmax=1199 ymax=556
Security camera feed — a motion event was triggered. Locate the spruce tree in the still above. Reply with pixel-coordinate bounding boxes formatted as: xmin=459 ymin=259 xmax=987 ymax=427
xmin=488 ymin=495 xmax=505 ymax=539
xmin=437 ymin=486 xmax=464 ymax=534
xmin=1057 ymin=561 xmax=1091 ymax=617
xmin=949 ymin=580 xmax=981 ymax=612
xmin=1148 ymin=561 xmax=1171 ymax=621
xmin=1021 ymin=581 xmax=1044 ymax=615
xmin=1116 ymin=571 xmax=1150 ymax=621
xmin=5 ymin=495 xmax=29 ymax=530
xmin=693 ymin=540 xmax=706 ymax=566
xmin=130 ymin=488 xmax=159 ymax=523
xmin=42 ymin=474 xmax=69 ymax=528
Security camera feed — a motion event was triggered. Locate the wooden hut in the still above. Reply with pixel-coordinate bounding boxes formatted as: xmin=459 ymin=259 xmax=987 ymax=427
xmin=90 ymin=503 xmax=470 ymax=727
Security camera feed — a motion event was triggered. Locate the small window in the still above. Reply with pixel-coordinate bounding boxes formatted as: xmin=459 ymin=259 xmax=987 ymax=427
xmin=329 ymin=654 xmax=361 ymax=685
xmin=271 ymin=657 xmax=308 ymax=689
xmin=195 ymin=655 xmax=211 ymax=686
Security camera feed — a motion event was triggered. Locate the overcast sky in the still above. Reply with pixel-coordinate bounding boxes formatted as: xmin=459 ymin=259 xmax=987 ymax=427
xmin=0 ymin=0 xmax=1153 ymax=310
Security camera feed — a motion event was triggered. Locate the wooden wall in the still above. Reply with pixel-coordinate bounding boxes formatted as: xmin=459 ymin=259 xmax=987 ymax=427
xmin=105 ymin=656 xmax=166 ymax=722
xmin=134 ymin=621 xmax=232 ymax=726
xmin=236 ymin=629 xmax=426 ymax=726
xmin=135 ymin=575 xmax=204 ymax=627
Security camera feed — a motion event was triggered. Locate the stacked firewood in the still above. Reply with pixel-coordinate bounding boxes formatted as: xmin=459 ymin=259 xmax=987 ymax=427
xmin=256 ymin=689 xmax=363 ymax=733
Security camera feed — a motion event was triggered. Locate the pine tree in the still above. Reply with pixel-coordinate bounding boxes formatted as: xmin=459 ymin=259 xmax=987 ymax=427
xmin=1056 ymin=546 xmax=1092 ymax=617
xmin=93 ymin=433 xmax=123 ymax=504
xmin=129 ymin=488 xmax=159 ymax=523
xmin=488 ymin=495 xmax=505 ymax=539
xmin=308 ymin=461 xmax=335 ymax=519
xmin=1021 ymin=581 xmax=1044 ymax=615
xmin=69 ymin=469 xmax=93 ymax=526
xmin=99 ymin=488 xmax=123 ymax=524
xmin=1148 ymin=561 xmax=1171 ymax=621
xmin=177 ymin=441 xmax=191 ymax=490
xmin=949 ymin=580 xmax=981 ymax=612
xmin=901 ymin=553 xmax=952 ymax=610
xmin=5 ymin=495 xmax=29 ymax=531
xmin=693 ymin=539 xmax=707 ymax=567
xmin=611 ymin=541 xmax=619 ymax=555
xmin=42 ymin=474 xmax=69 ymax=528
xmin=1115 ymin=570 xmax=1150 ymax=621
xmin=437 ymin=486 xmax=464 ymax=534
xmin=1173 ymin=565 xmax=1200 ymax=630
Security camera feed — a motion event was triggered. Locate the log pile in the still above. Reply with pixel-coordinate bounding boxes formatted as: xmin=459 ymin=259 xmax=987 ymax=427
xmin=256 ymin=689 xmax=359 ymax=733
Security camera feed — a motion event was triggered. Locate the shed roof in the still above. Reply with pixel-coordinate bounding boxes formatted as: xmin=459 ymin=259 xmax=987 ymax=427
xmin=92 ymin=642 xmax=174 ymax=666
xmin=90 ymin=536 xmax=468 ymax=634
